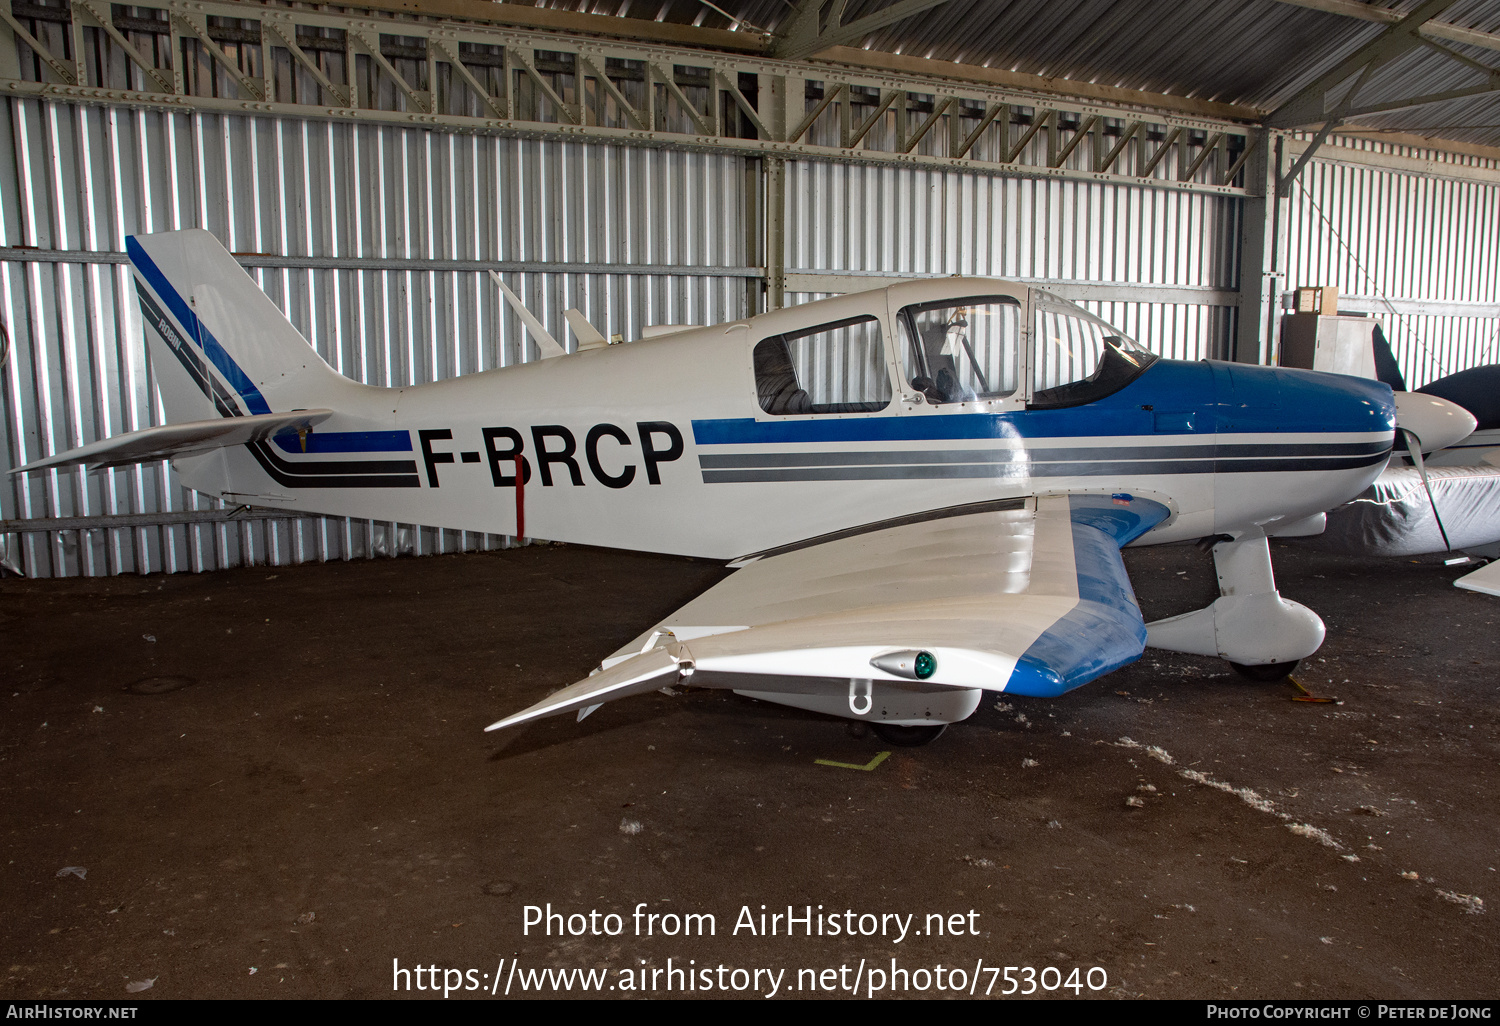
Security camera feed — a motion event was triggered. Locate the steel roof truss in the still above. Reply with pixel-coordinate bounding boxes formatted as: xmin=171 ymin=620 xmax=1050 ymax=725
xmin=1266 ymin=0 xmax=1457 ymax=130
xmin=173 ymin=9 xmax=264 ymax=102
xmin=0 ymin=4 xmax=74 ymax=84
xmin=267 ymin=16 xmax=349 ymax=108
xmin=716 ymin=67 xmax=770 ymax=139
xmin=579 ymin=52 xmax=647 ymax=131
xmin=74 ymin=0 xmax=170 ymax=93
xmin=900 ymin=94 xmax=953 ymax=153
xmin=511 ymin=44 xmax=579 ymax=125
xmin=651 ymin=58 xmax=713 ymax=135
xmin=0 ymin=0 xmax=1254 ymax=197
xmin=770 ymin=0 xmax=955 ymax=62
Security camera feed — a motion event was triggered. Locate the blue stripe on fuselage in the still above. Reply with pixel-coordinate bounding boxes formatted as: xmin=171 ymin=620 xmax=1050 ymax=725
xmin=691 ymin=360 xmax=1395 ymax=445
xmin=1005 ymin=494 xmax=1170 ymax=699
xmin=271 ymin=430 xmax=413 ymax=454
xmin=127 ymin=236 xmax=272 ymax=417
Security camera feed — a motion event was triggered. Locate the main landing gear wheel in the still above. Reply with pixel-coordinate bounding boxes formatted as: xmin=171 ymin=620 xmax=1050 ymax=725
xmin=1229 ymin=660 xmax=1300 ymax=682
xmin=871 ymin=723 xmax=947 ymax=747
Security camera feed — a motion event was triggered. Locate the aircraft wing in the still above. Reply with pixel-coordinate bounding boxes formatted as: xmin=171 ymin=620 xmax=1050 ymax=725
xmin=486 ymin=493 xmax=1170 ymax=731
xmin=12 ymin=410 xmax=334 ymax=473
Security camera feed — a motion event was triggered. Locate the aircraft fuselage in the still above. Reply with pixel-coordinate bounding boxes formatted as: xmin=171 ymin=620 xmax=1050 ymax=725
xmin=167 ymin=278 xmax=1396 ymax=556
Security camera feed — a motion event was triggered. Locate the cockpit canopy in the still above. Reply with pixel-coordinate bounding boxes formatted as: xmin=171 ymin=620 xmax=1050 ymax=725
xmin=751 ymin=281 xmax=1156 ymax=416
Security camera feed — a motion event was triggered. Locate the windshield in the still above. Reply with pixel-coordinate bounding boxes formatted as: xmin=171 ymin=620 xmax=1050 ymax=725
xmin=1030 ymin=290 xmax=1157 ymax=409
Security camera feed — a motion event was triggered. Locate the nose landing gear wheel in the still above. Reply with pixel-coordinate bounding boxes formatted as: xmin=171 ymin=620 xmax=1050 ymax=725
xmin=1229 ymin=659 xmax=1300 ymax=681
xmin=870 ymin=723 xmax=947 ymax=746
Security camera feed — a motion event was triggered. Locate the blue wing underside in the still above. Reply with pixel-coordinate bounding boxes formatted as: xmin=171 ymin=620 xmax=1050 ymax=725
xmin=1007 ymin=494 xmax=1170 ymax=698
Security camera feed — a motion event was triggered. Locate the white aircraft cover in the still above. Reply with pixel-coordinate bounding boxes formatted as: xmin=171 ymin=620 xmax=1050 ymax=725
xmin=486 ymin=492 xmax=1170 ymax=730
xmin=1314 ymin=464 xmax=1500 ymax=556
xmin=13 ymin=410 xmax=333 ymax=473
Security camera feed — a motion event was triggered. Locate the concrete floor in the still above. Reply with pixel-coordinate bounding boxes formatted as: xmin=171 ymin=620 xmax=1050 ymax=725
xmin=1 ymin=539 xmax=1496 ymax=1000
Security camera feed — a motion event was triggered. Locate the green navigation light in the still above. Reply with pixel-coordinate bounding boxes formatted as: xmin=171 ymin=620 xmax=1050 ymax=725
xmin=914 ymin=651 xmax=937 ymax=679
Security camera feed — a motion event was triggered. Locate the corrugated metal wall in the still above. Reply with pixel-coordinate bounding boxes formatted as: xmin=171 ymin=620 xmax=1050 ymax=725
xmin=1288 ymin=137 xmax=1500 ymax=389
xmin=784 ymin=161 xmax=1243 ymax=362
xmin=6 ymin=97 xmax=1500 ymax=579
xmin=0 ymin=98 xmax=752 ymax=577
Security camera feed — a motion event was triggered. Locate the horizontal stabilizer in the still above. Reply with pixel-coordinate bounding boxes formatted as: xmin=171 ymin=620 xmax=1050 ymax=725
xmin=13 ymin=410 xmax=333 ymax=474
xmin=484 ymin=646 xmax=686 ymax=732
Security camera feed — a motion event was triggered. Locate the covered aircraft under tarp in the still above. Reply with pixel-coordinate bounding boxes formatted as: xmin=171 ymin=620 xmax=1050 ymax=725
xmin=1311 ymin=464 xmax=1500 ymax=557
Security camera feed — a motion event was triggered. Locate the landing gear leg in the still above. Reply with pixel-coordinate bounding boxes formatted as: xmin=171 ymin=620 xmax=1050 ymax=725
xmin=1146 ymin=529 xmax=1324 ymax=670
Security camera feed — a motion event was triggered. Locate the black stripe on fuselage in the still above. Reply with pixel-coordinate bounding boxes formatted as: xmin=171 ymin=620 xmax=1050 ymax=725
xmin=248 ymin=437 xmax=418 ymax=478
xmin=244 ymin=439 xmax=421 ymax=488
xmin=136 ymin=281 xmax=420 ymax=489
xmin=699 ymin=450 xmax=1391 ymax=483
xmin=697 ymin=439 xmax=1391 ymax=470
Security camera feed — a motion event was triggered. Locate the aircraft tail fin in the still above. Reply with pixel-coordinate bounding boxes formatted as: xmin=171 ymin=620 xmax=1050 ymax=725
xmin=127 ymin=229 xmax=344 ymax=425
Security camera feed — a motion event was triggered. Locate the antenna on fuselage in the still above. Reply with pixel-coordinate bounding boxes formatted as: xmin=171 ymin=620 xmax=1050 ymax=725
xmin=489 ymin=271 xmax=566 ymax=360
xmin=564 ymin=308 xmax=610 ymax=351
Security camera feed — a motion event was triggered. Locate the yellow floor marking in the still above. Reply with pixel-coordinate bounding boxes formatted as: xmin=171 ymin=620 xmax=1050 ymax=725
xmin=814 ymin=751 xmax=891 ymax=771
xmin=1288 ymin=675 xmax=1338 ymax=703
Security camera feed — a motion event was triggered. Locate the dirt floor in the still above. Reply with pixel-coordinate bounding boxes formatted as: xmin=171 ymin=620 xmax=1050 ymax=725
xmin=1 ymin=538 xmax=1497 ymax=1000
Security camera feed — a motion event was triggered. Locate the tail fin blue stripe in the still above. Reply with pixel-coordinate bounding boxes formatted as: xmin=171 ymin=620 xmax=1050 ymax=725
xmin=127 ymin=235 xmax=272 ymax=416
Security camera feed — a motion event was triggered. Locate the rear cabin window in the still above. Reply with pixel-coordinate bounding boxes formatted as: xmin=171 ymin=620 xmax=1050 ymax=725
xmin=754 ymin=315 xmax=893 ymax=415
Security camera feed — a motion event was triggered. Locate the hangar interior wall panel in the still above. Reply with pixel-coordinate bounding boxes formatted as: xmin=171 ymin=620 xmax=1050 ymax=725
xmin=783 ymin=161 xmax=1242 ymax=364
xmin=1289 ymin=136 xmax=1500 ymax=390
xmin=6 ymin=94 xmax=1497 ymax=580
xmin=0 ymin=98 xmax=751 ymax=577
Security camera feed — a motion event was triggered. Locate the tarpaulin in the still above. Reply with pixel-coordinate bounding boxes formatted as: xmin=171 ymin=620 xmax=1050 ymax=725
xmin=1309 ymin=464 xmax=1500 ymax=556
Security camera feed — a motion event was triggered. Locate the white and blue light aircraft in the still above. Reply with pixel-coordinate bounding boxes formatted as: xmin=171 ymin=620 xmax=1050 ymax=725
xmin=16 ymin=231 xmax=1475 ymax=744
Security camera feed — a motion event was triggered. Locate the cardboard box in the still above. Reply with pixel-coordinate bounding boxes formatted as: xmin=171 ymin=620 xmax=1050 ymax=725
xmin=1294 ymin=286 xmax=1339 ymax=316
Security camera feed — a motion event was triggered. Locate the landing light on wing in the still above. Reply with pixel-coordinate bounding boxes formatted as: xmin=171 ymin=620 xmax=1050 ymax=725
xmin=869 ymin=649 xmax=938 ymax=680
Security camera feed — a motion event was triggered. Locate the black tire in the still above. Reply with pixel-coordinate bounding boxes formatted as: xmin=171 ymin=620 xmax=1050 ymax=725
xmin=870 ymin=723 xmax=947 ymax=747
xmin=1229 ymin=660 xmax=1300 ymax=681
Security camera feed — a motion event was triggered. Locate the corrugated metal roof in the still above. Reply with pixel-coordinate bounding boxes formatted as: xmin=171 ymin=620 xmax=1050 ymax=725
xmin=528 ymin=0 xmax=1500 ymax=149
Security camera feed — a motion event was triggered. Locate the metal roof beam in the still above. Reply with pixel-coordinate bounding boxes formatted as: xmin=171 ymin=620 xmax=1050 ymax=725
xmin=770 ymin=0 xmax=954 ymax=61
xmin=1267 ymin=0 xmax=1458 ymax=129
xmin=0 ymin=0 xmax=1255 ymax=197
xmin=1270 ymin=0 xmax=1500 ymax=57
xmin=1264 ymin=0 xmax=1500 ymax=191
xmin=1345 ymin=79 xmax=1500 ymax=119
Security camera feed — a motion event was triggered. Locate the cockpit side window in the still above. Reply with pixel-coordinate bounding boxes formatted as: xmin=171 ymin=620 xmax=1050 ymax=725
xmin=754 ymin=315 xmax=892 ymax=416
xmin=897 ymin=297 xmax=1020 ymax=405
xmin=1030 ymin=290 xmax=1157 ymax=409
